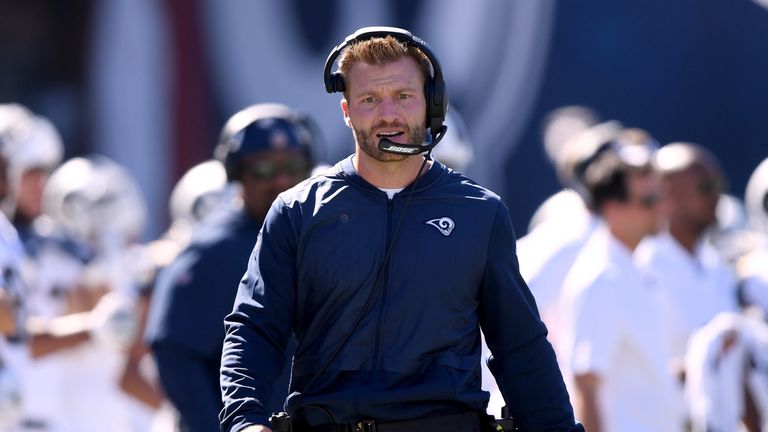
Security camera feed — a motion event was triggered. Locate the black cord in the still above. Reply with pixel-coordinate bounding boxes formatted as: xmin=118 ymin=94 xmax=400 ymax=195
xmin=288 ymin=153 xmax=432 ymax=422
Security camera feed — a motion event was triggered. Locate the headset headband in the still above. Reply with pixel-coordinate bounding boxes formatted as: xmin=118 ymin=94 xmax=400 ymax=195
xmin=323 ymin=26 xmax=449 ymax=153
xmin=323 ymin=26 xmax=444 ymax=94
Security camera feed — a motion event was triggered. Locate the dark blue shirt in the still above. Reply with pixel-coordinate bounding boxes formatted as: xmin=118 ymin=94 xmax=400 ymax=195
xmin=146 ymin=208 xmax=291 ymax=432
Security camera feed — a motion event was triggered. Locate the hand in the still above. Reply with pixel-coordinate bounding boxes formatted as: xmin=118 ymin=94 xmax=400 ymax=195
xmin=0 ymin=289 xmax=17 ymax=335
xmin=89 ymin=292 xmax=139 ymax=350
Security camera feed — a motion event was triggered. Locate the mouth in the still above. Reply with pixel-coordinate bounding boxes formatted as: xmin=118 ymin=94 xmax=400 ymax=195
xmin=376 ymin=131 xmax=404 ymax=140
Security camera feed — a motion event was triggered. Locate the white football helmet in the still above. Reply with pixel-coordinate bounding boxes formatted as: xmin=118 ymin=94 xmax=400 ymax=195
xmin=0 ymin=104 xmax=63 ymax=192
xmin=42 ymin=155 xmax=147 ymax=247
xmin=746 ymin=158 xmax=768 ymax=233
xmin=169 ymin=159 xmax=228 ymax=225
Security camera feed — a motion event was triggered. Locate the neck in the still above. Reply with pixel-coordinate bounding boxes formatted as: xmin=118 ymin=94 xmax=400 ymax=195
xmin=12 ymin=210 xmax=33 ymax=228
xmin=668 ymin=220 xmax=700 ymax=254
xmin=608 ymin=224 xmax=643 ymax=252
xmin=354 ymin=151 xmax=431 ymax=188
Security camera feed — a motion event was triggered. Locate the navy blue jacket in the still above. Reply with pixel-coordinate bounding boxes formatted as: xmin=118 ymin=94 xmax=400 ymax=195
xmin=146 ymin=208 xmax=291 ymax=432
xmin=220 ymin=156 xmax=576 ymax=431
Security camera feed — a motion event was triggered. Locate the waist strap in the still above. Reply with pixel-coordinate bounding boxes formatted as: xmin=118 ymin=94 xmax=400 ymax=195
xmin=293 ymin=411 xmax=484 ymax=432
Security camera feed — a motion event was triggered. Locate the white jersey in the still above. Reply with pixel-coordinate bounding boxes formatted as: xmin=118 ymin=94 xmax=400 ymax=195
xmin=559 ymin=224 xmax=684 ymax=432
xmin=739 ymin=248 xmax=768 ymax=314
xmin=0 ymin=214 xmax=25 ymax=430
xmin=12 ymin=228 xmax=87 ymax=432
xmin=482 ymin=200 xmax=595 ymax=416
xmin=635 ymin=231 xmax=738 ymax=360
xmin=0 ymin=213 xmax=25 ymax=327
xmin=54 ymin=340 xmax=146 ymax=432
xmin=517 ymin=210 xmax=598 ymax=354
xmin=685 ymin=312 xmax=768 ymax=432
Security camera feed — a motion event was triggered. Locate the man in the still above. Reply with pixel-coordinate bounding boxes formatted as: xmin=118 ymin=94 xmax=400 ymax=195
xmin=517 ymin=124 xmax=659 ymax=356
xmin=0 ymin=106 xmax=27 ymax=430
xmin=119 ymin=159 xmax=228 ymax=431
xmin=635 ymin=143 xmax=752 ymax=432
xmin=40 ymin=155 xmax=152 ymax=432
xmin=0 ymin=103 xmax=99 ymax=431
xmin=146 ymin=103 xmax=316 ymax=432
xmin=1 ymin=104 xmax=147 ymax=431
xmin=220 ymin=27 xmax=580 ymax=432
xmin=635 ymin=143 xmax=738 ymax=367
xmin=558 ymin=140 xmax=684 ymax=432
xmin=517 ymin=121 xmax=620 ymax=351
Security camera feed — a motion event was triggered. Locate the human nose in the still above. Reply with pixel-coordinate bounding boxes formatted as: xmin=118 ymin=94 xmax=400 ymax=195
xmin=271 ymin=171 xmax=297 ymax=190
xmin=376 ymin=97 xmax=399 ymax=122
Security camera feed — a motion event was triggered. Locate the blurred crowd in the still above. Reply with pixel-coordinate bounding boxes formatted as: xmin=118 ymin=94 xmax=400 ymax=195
xmin=0 ymin=101 xmax=326 ymax=431
xmin=0 ymin=99 xmax=767 ymax=432
xmin=482 ymin=106 xmax=768 ymax=432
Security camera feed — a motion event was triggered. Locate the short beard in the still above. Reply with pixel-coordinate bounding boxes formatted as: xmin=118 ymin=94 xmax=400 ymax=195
xmin=354 ymin=122 xmax=426 ymax=162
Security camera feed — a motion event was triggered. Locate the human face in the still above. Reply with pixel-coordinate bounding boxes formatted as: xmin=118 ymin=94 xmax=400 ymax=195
xmin=340 ymin=57 xmax=426 ymax=163
xmin=16 ymin=167 xmax=49 ymax=220
xmin=623 ymin=171 xmax=664 ymax=237
xmin=664 ymin=165 xmax=722 ymax=232
xmin=238 ymin=149 xmax=309 ymax=220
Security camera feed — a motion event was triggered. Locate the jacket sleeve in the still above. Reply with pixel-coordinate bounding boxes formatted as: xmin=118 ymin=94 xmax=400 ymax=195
xmin=479 ymin=202 xmax=578 ymax=431
xmin=220 ymin=198 xmax=296 ymax=432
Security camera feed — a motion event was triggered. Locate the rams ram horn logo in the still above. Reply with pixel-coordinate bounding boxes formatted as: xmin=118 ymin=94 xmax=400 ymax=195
xmin=425 ymin=217 xmax=455 ymax=237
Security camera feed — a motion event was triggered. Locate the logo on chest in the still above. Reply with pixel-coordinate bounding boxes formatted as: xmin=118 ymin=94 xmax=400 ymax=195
xmin=425 ymin=217 xmax=455 ymax=237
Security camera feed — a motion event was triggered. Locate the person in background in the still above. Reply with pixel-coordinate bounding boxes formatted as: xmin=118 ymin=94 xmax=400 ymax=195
xmin=0 ymin=105 xmax=28 ymax=430
xmin=517 ymin=119 xmax=620 ymax=352
xmin=0 ymin=103 xmax=94 ymax=432
xmin=146 ymin=103 xmax=318 ymax=432
xmin=518 ymin=120 xmax=658 ymax=357
xmin=1 ymin=104 xmax=148 ymax=431
xmin=558 ymin=139 xmax=684 ymax=432
xmin=683 ymin=157 xmax=768 ymax=432
xmin=635 ymin=142 xmax=738 ymax=376
xmin=116 ymin=158 xmax=230 ymax=432
xmin=38 ymin=154 xmax=151 ymax=431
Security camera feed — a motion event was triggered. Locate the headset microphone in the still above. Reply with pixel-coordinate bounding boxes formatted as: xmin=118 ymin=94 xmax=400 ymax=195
xmin=378 ymin=125 xmax=447 ymax=155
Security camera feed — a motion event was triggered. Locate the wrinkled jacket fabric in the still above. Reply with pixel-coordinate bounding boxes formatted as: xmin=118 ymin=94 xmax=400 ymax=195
xmin=220 ymin=156 xmax=576 ymax=431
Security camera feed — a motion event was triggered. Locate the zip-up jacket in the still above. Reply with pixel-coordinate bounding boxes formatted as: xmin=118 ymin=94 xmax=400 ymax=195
xmin=220 ymin=156 xmax=577 ymax=431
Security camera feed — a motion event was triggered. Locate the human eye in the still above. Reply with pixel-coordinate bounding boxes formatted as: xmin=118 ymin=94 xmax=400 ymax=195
xmin=361 ymin=96 xmax=376 ymax=104
xmin=398 ymin=93 xmax=412 ymax=100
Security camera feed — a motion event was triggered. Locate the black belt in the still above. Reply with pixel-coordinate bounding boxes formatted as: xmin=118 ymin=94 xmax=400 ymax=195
xmin=292 ymin=411 xmax=485 ymax=432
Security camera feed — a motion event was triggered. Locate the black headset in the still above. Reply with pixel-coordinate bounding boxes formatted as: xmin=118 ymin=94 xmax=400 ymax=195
xmin=323 ymin=26 xmax=448 ymax=152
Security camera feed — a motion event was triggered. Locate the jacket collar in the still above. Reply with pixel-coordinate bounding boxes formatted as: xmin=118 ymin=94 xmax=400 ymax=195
xmin=336 ymin=154 xmax=447 ymax=195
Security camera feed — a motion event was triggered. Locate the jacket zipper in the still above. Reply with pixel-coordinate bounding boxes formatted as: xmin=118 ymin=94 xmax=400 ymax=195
xmin=371 ymin=196 xmax=394 ymax=370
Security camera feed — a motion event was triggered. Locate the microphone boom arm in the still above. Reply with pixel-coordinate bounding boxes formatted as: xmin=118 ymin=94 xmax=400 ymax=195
xmin=378 ymin=125 xmax=447 ymax=155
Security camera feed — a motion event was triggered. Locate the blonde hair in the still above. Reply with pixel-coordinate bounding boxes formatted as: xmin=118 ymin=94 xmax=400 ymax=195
xmin=337 ymin=36 xmax=432 ymax=96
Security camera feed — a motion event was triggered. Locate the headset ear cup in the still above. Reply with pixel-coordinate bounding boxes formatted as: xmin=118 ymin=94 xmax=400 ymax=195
xmin=426 ymin=80 xmax=447 ymax=133
xmin=331 ymin=73 xmax=346 ymax=93
xmin=424 ymin=81 xmax=434 ymax=131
